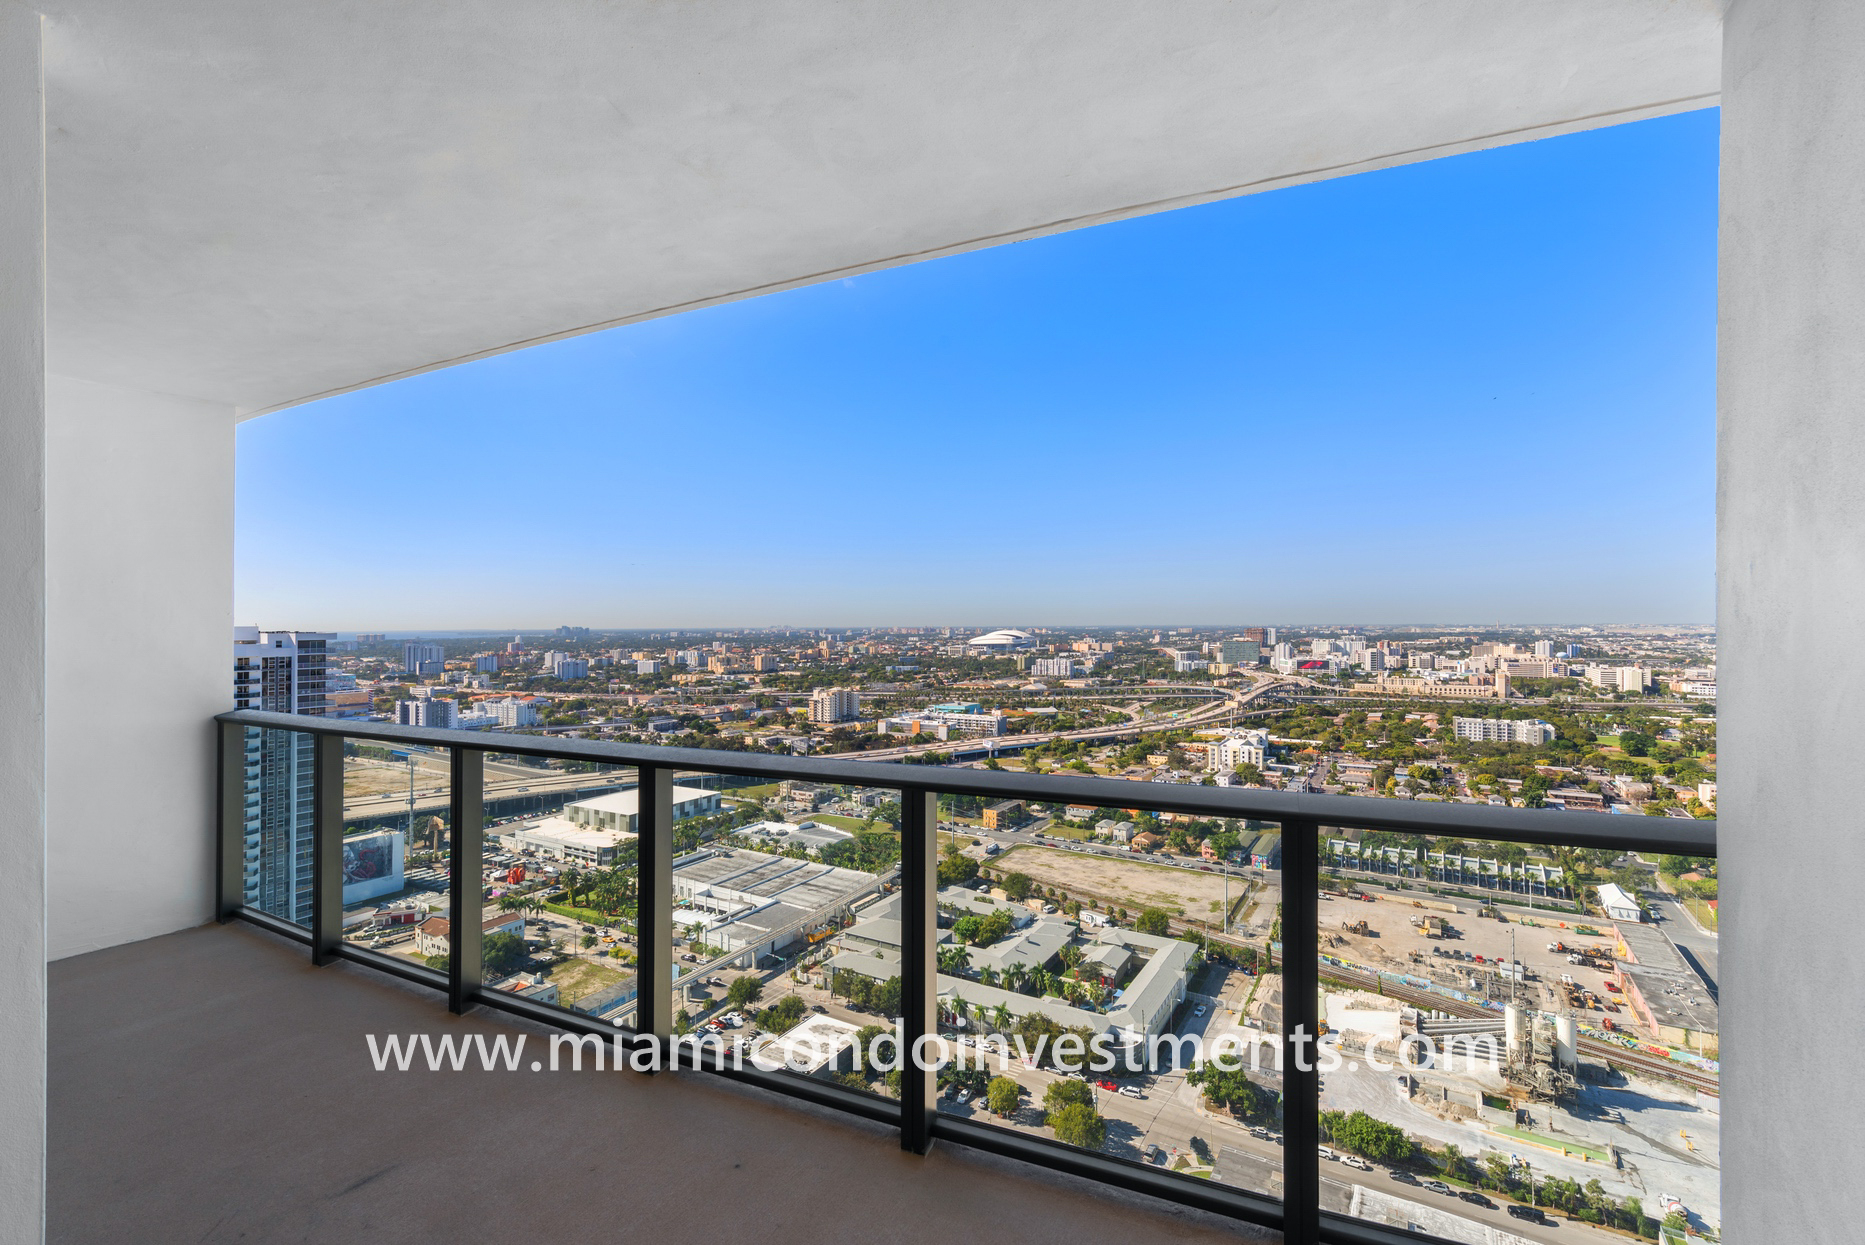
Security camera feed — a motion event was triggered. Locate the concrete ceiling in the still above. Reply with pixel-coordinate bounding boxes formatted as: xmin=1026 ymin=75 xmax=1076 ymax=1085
xmin=40 ymin=0 xmax=1721 ymax=416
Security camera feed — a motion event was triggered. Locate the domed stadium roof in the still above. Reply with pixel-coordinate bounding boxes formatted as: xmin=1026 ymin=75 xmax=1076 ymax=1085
xmin=967 ymin=629 xmax=1035 ymax=648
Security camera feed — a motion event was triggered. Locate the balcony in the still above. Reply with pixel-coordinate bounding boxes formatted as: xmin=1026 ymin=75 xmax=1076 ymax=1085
xmin=58 ymin=708 xmax=1710 ymax=1245
xmin=4 ymin=3 xmax=1856 ymax=1243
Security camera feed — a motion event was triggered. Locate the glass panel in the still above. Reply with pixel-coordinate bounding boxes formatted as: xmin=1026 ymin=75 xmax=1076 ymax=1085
xmin=932 ymin=785 xmax=1285 ymax=1202
xmin=667 ymin=770 xmax=900 ymax=1093
xmin=482 ymin=758 xmax=640 ymax=1019
xmin=241 ymin=725 xmax=317 ymax=926
xmin=340 ymin=742 xmax=447 ymax=958
xmin=1316 ymin=830 xmax=1719 ymax=1243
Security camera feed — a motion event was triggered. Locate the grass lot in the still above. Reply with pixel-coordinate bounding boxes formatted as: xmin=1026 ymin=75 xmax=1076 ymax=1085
xmin=1039 ymin=823 xmax=1092 ymax=840
xmin=811 ymin=813 xmax=888 ymax=833
xmin=726 ymin=782 xmax=782 ymax=799
xmin=990 ymin=845 xmax=1232 ymax=917
xmin=542 ymin=900 xmax=613 ymax=926
xmin=1660 ymin=874 xmax=1720 ymax=930
xmin=542 ymin=957 xmax=631 ymax=1007
xmin=1490 ymin=1125 xmax=1609 ymax=1164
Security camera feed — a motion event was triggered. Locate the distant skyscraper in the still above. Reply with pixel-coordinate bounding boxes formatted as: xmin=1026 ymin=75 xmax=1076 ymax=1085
xmin=1533 ymin=640 xmax=1555 ymax=660
xmin=507 ymin=635 xmax=524 ymax=654
xmin=233 ymin=627 xmax=332 ymax=924
xmin=403 ymin=641 xmax=444 ymax=674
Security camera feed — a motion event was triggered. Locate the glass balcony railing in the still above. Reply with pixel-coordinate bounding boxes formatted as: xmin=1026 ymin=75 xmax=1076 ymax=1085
xmin=214 ymin=709 xmax=1716 ymax=1245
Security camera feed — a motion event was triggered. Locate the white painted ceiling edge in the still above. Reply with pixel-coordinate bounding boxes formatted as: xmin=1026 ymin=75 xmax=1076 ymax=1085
xmin=39 ymin=0 xmax=1721 ymax=418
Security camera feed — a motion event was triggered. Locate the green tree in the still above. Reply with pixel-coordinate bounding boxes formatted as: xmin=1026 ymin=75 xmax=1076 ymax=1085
xmin=1043 ymin=1078 xmax=1094 ymax=1112
xmin=482 ymin=931 xmax=528 ymax=976
xmin=1001 ymin=872 xmax=1035 ymax=900
xmin=1135 ymin=907 xmax=1171 ymax=936
xmin=1186 ymin=1066 xmax=1277 ymax=1123
xmin=986 ymin=1076 xmax=1021 ymax=1116
xmin=937 ymin=851 xmax=980 ymax=887
xmin=725 ymin=975 xmax=764 ymax=1009
xmin=759 ymin=994 xmax=808 ymax=1031
xmin=1048 ymin=1102 xmax=1106 ymax=1149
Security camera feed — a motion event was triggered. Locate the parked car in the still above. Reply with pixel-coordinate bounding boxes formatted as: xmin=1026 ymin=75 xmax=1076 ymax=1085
xmin=1193 ymin=1004 xmax=1207 ymax=1018
xmin=1117 ymin=1086 xmax=1143 ymax=1100
xmin=1507 ymin=1204 xmax=1550 ymax=1224
xmin=1421 ymin=1180 xmax=1453 ymax=1196
xmin=1342 ymin=1156 xmax=1372 ymax=1171
xmin=1389 ymin=1170 xmax=1419 ymax=1184
xmin=954 ymin=1087 xmax=972 ymax=1104
xmin=1459 ymin=1191 xmax=1495 ymax=1209
xmin=1096 ymin=1080 xmax=1119 ymax=1091
xmin=1317 ymin=1146 xmax=1338 ymax=1161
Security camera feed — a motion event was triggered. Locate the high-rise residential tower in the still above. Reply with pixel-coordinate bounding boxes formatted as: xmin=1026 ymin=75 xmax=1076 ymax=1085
xmin=232 ymin=627 xmax=332 ymax=924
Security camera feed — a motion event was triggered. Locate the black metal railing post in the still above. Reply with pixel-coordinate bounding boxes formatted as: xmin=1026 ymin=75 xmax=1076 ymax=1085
xmin=310 ymin=733 xmax=344 ymax=965
xmin=1281 ymin=817 xmax=1321 ymax=1244
xmin=635 ymin=764 xmax=674 ymax=1054
xmin=449 ymin=747 xmax=485 ymax=1013
xmin=899 ymin=787 xmax=939 ymax=1154
xmin=216 ymin=721 xmax=245 ymax=922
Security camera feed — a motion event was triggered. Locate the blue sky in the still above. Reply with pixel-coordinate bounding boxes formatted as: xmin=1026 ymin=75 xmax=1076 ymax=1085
xmin=236 ymin=109 xmax=1719 ymax=631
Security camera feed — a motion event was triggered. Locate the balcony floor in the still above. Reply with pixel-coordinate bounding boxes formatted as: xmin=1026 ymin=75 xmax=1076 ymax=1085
xmin=49 ymin=921 xmax=1273 ymax=1244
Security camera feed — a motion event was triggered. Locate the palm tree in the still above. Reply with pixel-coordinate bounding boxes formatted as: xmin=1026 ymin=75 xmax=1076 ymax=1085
xmin=991 ymin=1003 xmax=1013 ymax=1033
xmin=562 ymin=866 xmax=583 ymax=907
xmin=978 ymin=966 xmax=1000 ymax=989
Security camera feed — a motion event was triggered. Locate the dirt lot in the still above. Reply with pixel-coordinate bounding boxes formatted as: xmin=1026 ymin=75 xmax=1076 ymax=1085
xmin=344 ymin=758 xmax=428 ymax=799
xmin=1317 ymin=889 xmax=1629 ymax=1018
xmin=991 ymin=845 xmax=1244 ymax=920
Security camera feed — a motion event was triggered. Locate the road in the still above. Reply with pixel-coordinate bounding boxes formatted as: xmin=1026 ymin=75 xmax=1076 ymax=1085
xmin=849 ymin=677 xmax=1301 ymax=762
xmin=1633 ymin=860 xmax=1718 ymax=997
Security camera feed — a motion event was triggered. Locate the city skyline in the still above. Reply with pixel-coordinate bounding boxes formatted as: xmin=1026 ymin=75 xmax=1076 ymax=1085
xmin=236 ymin=110 xmax=1718 ymax=630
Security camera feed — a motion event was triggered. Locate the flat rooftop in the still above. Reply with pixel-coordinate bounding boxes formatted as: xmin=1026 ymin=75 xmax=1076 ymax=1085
xmin=1616 ymin=921 xmax=1719 ymax=1036
xmin=673 ymin=849 xmax=880 ymax=914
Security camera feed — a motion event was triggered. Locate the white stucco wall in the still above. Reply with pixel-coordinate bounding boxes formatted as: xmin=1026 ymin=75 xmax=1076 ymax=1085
xmin=1720 ymin=1 xmax=1865 ymax=1240
xmin=0 ymin=5 xmax=45 ymax=1239
xmin=44 ymin=376 xmax=234 ymax=959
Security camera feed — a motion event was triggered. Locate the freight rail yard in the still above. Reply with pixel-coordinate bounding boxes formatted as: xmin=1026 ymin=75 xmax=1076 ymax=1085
xmin=1312 ymin=883 xmax=1720 ymax=1236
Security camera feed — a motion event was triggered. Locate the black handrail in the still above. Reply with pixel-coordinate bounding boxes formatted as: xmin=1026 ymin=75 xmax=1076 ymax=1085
xmin=215 ymin=707 xmax=1715 ymax=1245
xmin=216 ymin=709 xmax=1715 ymax=855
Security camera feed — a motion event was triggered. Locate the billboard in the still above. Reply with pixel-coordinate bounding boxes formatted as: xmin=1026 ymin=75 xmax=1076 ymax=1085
xmin=342 ymin=829 xmax=405 ymax=903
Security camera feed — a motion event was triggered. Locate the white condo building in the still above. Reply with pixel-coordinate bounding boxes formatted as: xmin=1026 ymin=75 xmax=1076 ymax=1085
xmin=1452 ymin=716 xmax=1556 ymax=746
xmin=402 ymin=641 xmax=443 ymax=675
xmin=1205 ymin=729 xmax=1269 ymax=773
xmin=808 ymin=687 xmax=861 ymax=724
xmin=396 ymin=698 xmax=460 ymax=729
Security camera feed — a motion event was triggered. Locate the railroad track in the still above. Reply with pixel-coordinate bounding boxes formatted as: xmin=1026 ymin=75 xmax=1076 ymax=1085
xmin=1317 ymin=958 xmax=1720 ymax=1096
